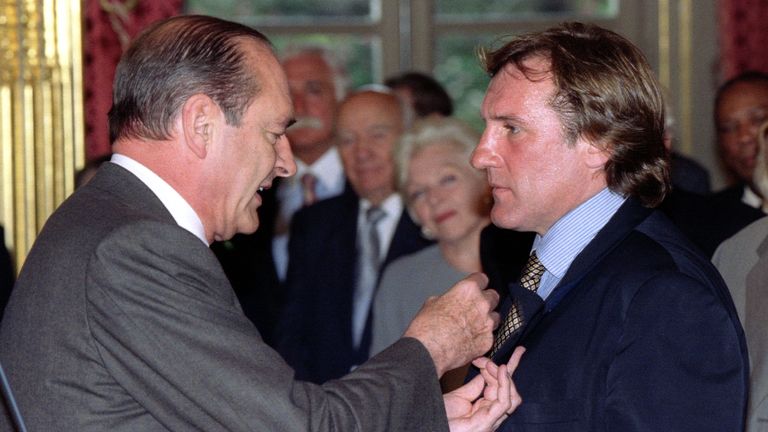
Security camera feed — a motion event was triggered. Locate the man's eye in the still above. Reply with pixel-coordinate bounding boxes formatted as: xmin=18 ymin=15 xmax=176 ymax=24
xmin=750 ymin=111 xmax=768 ymax=126
xmin=717 ymin=123 xmax=736 ymax=135
xmin=439 ymin=174 xmax=457 ymax=186
xmin=408 ymin=189 xmax=425 ymax=202
xmin=338 ymin=135 xmax=354 ymax=147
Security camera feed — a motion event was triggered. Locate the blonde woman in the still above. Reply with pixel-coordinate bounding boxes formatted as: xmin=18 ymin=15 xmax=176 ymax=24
xmin=370 ymin=116 xmax=491 ymax=390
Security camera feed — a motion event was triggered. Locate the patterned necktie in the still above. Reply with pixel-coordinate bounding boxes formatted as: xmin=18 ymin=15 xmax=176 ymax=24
xmin=300 ymin=172 xmax=318 ymax=206
xmin=352 ymin=206 xmax=387 ymax=348
xmin=489 ymin=252 xmax=545 ymax=357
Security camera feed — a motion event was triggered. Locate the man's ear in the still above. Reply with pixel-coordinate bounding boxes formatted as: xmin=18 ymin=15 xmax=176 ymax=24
xmin=579 ymin=137 xmax=611 ymax=170
xmin=181 ymin=94 xmax=219 ymax=159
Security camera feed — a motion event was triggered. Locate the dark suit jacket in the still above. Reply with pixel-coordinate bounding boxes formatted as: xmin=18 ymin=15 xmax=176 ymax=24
xmin=0 ymin=163 xmax=448 ymax=431
xmin=479 ymin=224 xmax=535 ymax=296
xmin=670 ymin=151 xmax=711 ymax=195
xmin=661 ymin=185 xmax=764 ymax=257
xmin=277 ymin=190 xmax=432 ymax=384
xmin=491 ymin=199 xmax=748 ymax=431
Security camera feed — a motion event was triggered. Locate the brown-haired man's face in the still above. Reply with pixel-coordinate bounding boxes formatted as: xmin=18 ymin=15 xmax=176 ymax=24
xmin=471 ymin=57 xmax=607 ymax=236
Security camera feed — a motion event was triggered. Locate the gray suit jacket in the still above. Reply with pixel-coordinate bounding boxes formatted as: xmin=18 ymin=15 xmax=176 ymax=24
xmin=0 ymin=163 xmax=448 ymax=431
xmin=714 ymin=216 xmax=768 ymax=431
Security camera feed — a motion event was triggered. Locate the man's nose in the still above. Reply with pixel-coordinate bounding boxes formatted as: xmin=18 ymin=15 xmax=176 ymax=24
xmin=275 ymin=135 xmax=297 ymax=177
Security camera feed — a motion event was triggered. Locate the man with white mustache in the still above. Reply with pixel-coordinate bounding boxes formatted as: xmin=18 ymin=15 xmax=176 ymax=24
xmin=272 ymin=47 xmax=348 ymax=280
xmin=211 ymin=47 xmax=348 ymax=344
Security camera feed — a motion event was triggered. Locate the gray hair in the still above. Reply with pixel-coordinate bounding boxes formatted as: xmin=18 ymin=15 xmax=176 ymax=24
xmin=280 ymin=45 xmax=349 ymax=101
xmin=395 ymin=116 xmax=482 ymax=191
xmin=109 ymin=15 xmax=270 ymax=143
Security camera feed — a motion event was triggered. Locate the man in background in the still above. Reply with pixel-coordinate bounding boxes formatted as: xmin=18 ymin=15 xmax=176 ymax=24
xmin=212 ymin=46 xmax=347 ymax=344
xmin=713 ymin=71 xmax=768 ymax=210
xmin=660 ymin=72 xmax=767 ymax=256
xmin=0 ymin=15 xmax=517 ymax=431
xmin=385 ymin=71 xmax=454 ymax=119
xmin=273 ymin=46 xmax=348 ymax=279
xmin=278 ymin=89 xmax=432 ymax=384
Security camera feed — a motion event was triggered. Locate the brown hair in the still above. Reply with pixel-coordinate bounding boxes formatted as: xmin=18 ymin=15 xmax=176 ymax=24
xmin=480 ymin=22 xmax=669 ymax=207
xmin=108 ymin=15 xmax=270 ymax=144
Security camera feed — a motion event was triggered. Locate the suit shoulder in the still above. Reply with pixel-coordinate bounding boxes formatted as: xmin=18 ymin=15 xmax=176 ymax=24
xmin=292 ymin=194 xmax=357 ymax=227
xmin=617 ymin=212 xmax=724 ymax=288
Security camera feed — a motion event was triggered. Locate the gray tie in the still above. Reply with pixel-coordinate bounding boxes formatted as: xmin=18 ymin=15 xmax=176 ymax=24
xmin=352 ymin=206 xmax=386 ymax=349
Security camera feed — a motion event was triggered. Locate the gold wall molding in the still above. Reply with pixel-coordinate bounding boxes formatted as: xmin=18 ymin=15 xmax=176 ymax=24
xmin=658 ymin=0 xmax=693 ymax=155
xmin=0 ymin=0 xmax=84 ymax=272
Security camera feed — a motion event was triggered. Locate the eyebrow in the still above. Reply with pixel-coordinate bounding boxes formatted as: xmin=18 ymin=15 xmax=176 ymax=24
xmin=485 ymin=114 xmax=524 ymax=123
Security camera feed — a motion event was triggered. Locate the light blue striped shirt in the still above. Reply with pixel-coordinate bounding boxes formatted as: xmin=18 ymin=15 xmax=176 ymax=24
xmin=532 ymin=188 xmax=626 ymax=300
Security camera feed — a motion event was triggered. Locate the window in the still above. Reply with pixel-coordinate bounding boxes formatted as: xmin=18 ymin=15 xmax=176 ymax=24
xmin=186 ymin=0 xmax=621 ymax=128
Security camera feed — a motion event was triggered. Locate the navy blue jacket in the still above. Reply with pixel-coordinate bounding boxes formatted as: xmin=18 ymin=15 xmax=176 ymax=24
xmin=491 ymin=199 xmax=748 ymax=431
xmin=277 ymin=190 xmax=431 ymax=384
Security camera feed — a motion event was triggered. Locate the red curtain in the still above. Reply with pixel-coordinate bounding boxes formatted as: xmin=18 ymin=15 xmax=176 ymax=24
xmin=718 ymin=0 xmax=768 ymax=81
xmin=83 ymin=0 xmax=183 ymax=160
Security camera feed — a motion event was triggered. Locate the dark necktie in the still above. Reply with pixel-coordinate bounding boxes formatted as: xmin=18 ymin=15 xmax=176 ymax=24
xmin=352 ymin=206 xmax=386 ymax=348
xmin=489 ymin=251 xmax=545 ymax=357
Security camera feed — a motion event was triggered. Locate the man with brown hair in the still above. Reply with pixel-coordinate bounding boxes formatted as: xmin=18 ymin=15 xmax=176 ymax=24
xmin=472 ymin=22 xmax=748 ymax=430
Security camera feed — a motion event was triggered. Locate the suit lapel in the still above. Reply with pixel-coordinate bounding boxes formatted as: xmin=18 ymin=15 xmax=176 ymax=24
xmin=547 ymin=199 xmax=652 ymax=310
xmin=490 ymin=199 xmax=652 ymax=362
xmin=382 ymin=210 xmax=430 ymax=269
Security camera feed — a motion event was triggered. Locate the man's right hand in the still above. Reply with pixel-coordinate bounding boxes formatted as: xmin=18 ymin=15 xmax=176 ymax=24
xmin=403 ymin=273 xmax=500 ymax=377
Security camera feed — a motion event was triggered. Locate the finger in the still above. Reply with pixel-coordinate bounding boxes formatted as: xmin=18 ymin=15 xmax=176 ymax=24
xmin=489 ymin=311 xmax=501 ymax=330
xmin=497 ymin=364 xmax=514 ymax=414
xmin=492 ymin=414 xmax=510 ymax=431
xmin=478 ymin=363 xmax=499 ymax=390
xmin=465 ymin=272 xmax=489 ymax=288
xmin=507 ymin=346 xmax=526 ymax=373
xmin=457 ymin=273 xmax=488 ymax=296
xmin=481 ymin=364 xmax=512 ymax=429
xmin=481 ymin=286 xmax=500 ymax=309
xmin=472 ymin=356 xmax=490 ymax=370
xmin=452 ymin=373 xmax=485 ymax=400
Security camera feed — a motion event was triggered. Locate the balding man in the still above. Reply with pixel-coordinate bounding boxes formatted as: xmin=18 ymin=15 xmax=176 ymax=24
xmin=277 ymin=89 xmax=434 ymax=384
xmin=0 ymin=16 xmax=519 ymax=431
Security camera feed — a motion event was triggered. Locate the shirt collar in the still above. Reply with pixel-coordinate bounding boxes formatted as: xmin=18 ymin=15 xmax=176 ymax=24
xmin=742 ymin=185 xmax=763 ymax=210
xmin=360 ymin=193 xmax=403 ymax=217
xmin=533 ymin=188 xmax=626 ymax=279
xmin=110 ymin=154 xmax=209 ymax=246
xmin=294 ymin=147 xmax=344 ymax=191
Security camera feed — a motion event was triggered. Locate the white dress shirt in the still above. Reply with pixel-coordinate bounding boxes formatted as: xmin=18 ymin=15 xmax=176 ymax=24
xmin=357 ymin=194 xmax=403 ymax=261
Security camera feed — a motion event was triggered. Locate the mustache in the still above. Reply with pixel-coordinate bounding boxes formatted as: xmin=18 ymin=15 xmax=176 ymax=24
xmin=290 ymin=116 xmax=324 ymax=130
